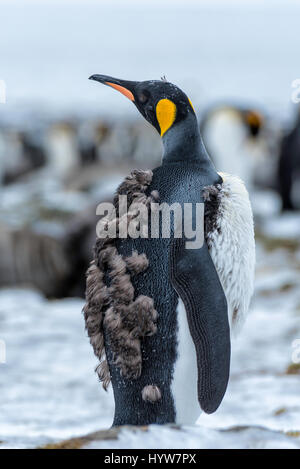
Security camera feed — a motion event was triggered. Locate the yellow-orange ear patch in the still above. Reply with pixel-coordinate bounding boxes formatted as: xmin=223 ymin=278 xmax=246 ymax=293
xmin=106 ymin=82 xmax=135 ymax=101
xmin=156 ymin=99 xmax=177 ymax=137
xmin=188 ymin=98 xmax=195 ymax=113
xmin=245 ymin=110 xmax=262 ymax=128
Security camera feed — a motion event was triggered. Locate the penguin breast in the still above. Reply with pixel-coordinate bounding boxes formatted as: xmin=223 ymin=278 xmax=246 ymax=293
xmin=171 ymin=298 xmax=201 ymax=425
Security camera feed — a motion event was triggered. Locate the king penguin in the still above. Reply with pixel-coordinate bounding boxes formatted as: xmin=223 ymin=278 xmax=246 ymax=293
xmin=84 ymin=75 xmax=255 ymax=426
xmin=200 ymin=104 xmax=269 ymax=190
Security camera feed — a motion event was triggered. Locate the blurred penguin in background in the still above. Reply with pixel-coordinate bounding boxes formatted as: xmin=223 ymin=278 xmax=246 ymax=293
xmin=44 ymin=121 xmax=81 ymax=179
xmin=200 ymin=104 xmax=275 ymax=190
xmin=277 ymin=107 xmax=300 ymax=210
xmin=0 ymin=125 xmax=46 ymax=184
xmin=0 ymin=127 xmax=25 ymax=185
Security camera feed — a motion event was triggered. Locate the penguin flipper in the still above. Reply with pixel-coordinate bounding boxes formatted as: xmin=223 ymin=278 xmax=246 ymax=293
xmin=169 ymin=238 xmax=230 ymax=414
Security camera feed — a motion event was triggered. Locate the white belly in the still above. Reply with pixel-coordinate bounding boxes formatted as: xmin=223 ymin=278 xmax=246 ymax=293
xmin=171 ymin=299 xmax=201 ymax=424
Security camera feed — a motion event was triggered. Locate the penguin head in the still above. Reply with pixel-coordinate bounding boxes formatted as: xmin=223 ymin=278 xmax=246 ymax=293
xmin=89 ymin=74 xmax=196 ymax=138
xmin=242 ymin=109 xmax=263 ymax=138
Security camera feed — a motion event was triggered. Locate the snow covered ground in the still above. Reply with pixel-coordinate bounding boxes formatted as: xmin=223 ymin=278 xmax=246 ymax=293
xmin=0 ymin=239 xmax=300 ymax=449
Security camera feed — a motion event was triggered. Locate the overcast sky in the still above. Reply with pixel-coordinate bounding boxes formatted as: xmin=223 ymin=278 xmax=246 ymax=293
xmin=1 ymin=0 xmax=299 ymax=120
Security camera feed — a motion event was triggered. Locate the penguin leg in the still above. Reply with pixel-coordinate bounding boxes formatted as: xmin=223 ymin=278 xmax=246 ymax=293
xmin=169 ymin=238 xmax=230 ymax=414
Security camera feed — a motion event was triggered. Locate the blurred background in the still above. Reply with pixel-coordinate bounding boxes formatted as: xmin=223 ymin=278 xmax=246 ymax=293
xmin=1 ymin=0 xmax=300 ymax=449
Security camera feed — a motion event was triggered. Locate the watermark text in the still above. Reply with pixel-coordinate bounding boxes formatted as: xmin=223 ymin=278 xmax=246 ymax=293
xmin=0 ymin=80 xmax=6 ymax=104
xmin=291 ymin=79 xmax=300 ymax=103
xmin=0 ymin=340 xmax=6 ymax=364
xmin=292 ymin=339 xmax=300 ymax=364
xmin=96 ymin=196 xmax=204 ymax=249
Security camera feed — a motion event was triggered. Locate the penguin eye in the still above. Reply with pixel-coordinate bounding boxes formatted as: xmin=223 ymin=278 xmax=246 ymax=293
xmin=138 ymin=92 xmax=149 ymax=104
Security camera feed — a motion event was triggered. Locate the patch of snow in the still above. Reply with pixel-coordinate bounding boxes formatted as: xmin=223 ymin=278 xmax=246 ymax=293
xmin=0 ymin=288 xmax=114 ymax=449
xmin=260 ymin=213 xmax=300 ymax=241
xmin=251 ymin=190 xmax=281 ymax=219
xmin=1 ymin=240 xmax=300 ymax=448
xmin=84 ymin=425 xmax=300 ymax=450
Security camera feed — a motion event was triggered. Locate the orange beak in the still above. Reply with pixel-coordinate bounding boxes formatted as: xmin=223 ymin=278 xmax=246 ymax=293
xmin=89 ymin=74 xmax=135 ymax=102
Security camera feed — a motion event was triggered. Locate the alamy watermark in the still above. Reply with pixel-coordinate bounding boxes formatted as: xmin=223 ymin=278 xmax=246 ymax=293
xmin=96 ymin=196 xmax=204 ymax=249
xmin=291 ymin=79 xmax=300 ymax=104
xmin=0 ymin=339 xmax=6 ymax=364
xmin=0 ymin=79 xmax=6 ymax=104
xmin=291 ymin=339 xmax=300 ymax=364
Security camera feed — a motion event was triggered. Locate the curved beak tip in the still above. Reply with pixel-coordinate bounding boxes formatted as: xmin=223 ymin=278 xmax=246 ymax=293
xmin=89 ymin=74 xmax=107 ymax=83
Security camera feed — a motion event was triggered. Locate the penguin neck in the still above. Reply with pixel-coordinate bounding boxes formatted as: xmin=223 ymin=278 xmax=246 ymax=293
xmin=161 ymin=113 xmax=213 ymax=169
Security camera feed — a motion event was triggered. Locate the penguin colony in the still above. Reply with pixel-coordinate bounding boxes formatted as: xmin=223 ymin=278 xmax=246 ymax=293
xmin=84 ymin=75 xmax=255 ymax=426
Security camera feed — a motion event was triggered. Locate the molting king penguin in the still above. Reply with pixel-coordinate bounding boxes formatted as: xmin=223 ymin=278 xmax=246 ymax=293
xmin=84 ymin=75 xmax=255 ymax=426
